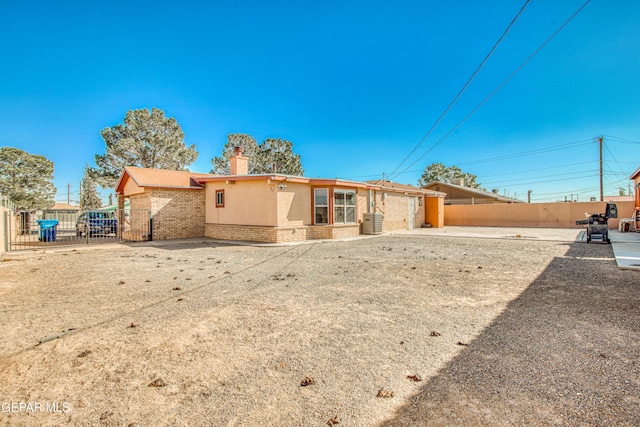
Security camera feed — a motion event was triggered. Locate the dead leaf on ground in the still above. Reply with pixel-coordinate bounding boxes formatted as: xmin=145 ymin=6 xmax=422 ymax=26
xmin=406 ymin=374 xmax=423 ymax=382
xmin=172 ymin=287 xmax=181 ymax=291
xmin=300 ymin=376 xmax=315 ymax=386
xmin=128 ymin=322 xmax=138 ymax=328
xmin=148 ymin=378 xmax=167 ymax=387
xmin=77 ymin=350 xmax=92 ymax=358
xmin=327 ymin=415 xmax=340 ymax=425
xmin=456 ymin=341 xmax=468 ymax=346
xmin=377 ymin=388 xmax=394 ymax=398
xmin=430 ymin=331 xmax=441 ymax=337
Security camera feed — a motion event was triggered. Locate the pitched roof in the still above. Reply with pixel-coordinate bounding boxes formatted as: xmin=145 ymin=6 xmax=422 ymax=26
xmin=365 ymin=179 xmax=445 ymax=196
xmin=47 ymin=203 xmax=81 ymax=211
xmin=115 ymin=166 xmax=211 ymax=193
xmin=630 ymin=166 xmax=640 ymax=180
xmin=423 ymin=181 xmax=523 ymax=203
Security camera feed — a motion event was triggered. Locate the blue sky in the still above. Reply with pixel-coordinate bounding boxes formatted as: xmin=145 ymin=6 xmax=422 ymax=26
xmin=1 ymin=0 xmax=639 ymax=204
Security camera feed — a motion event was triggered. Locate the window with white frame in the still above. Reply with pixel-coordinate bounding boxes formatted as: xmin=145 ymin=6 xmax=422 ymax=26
xmin=215 ymin=190 xmax=224 ymax=208
xmin=314 ymin=188 xmax=328 ymax=224
xmin=334 ymin=189 xmax=356 ymax=224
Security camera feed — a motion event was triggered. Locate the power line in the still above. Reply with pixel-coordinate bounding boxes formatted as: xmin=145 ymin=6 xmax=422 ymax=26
xmin=603 ymin=135 xmax=640 ymax=144
xmin=479 ymin=160 xmax=595 ymax=179
xmin=387 ymin=0 xmax=531 ymax=178
xmin=483 ymin=173 xmax=600 ymax=189
xmin=391 ymin=0 xmax=593 ymax=179
xmin=480 ymin=169 xmax=599 ymax=187
xmin=456 ymin=139 xmax=593 ymax=167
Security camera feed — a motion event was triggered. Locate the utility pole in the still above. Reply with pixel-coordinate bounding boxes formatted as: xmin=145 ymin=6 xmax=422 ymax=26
xmin=598 ymin=136 xmax=604 ymax=202
xmin=79 ymin=180 xmax=83 ymax=209
xmin=527 ymin=189 xmax=532 ymax=203
xmin=67 ymin=183 xmax=71 ymax=205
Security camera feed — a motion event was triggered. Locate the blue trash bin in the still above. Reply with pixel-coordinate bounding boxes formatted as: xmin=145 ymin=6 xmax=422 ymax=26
xmin=37 ymin=219 xmax=59 ymax=242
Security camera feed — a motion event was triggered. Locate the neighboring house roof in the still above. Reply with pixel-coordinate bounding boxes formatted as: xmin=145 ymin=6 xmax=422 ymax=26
xmin=366 ymin=179 xmax=445 ymax=196
xmin=423 ymin=181 xmax=523 ymax=203
xmin=630 ymin=166 xmax=640 ymax=180
xmin=115 ymin=166 xmax=210 ymax=194
xmin=47 ymin=203 xmax=81 ymax=211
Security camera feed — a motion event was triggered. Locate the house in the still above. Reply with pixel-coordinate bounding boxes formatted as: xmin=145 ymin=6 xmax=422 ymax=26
xmin=115 ymin=167 xmax=210 ymax=240
xmin=115 ymin=148 xmax=446 ymax=243
xmin=422 ymin=180 xmax=522 ymax=205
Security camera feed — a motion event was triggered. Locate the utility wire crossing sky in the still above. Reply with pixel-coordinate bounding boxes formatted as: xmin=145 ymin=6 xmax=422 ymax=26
xmin=1 ymin=0 xmax=639 ymax=204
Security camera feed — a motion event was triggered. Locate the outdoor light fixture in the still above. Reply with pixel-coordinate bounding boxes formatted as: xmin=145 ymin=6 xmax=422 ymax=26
xmin=278 ymin=184 xmax=287 ymax=190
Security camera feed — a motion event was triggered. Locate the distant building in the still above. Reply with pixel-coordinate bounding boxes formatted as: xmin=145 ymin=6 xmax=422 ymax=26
xmin=422 ymin=179 xmax=522 ymax=205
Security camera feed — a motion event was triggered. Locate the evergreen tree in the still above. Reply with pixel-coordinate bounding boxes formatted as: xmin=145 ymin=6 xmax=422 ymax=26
xmin=418 ymin=163 xmax=480 ymax=188
xmin=210 ymin=134 xmax=304 ymax=175
xmin=0 ymin=147 xmax=56 ymax=211
xmin=93 ymin=108 xmax=198 ymax=188
xmin=81 ymin=165 xmax=102 ymax=210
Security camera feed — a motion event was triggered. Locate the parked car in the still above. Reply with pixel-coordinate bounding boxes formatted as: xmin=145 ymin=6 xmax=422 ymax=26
xmin=76 ymin=210 xmax=118 ymax=237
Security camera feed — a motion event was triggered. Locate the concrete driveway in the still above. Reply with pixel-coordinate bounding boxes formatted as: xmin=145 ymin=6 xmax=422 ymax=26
xmin=395 ymin=226 xmax=640 ymax=270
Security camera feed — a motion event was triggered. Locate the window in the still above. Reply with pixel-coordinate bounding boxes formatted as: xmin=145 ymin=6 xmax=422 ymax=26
xmin=215 ymin=190 xmax=224 ymax=208
xmin=334 ymin=189 xmax=356 ymax=224
xmin=314 ymin=188 xmax=328 ymax=224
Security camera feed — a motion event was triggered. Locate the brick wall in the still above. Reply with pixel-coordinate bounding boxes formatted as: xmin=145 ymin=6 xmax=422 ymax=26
xmin=129 ymin=193 xmax=152 ymax=210
xmin=150 ymin=189 xmax=205 ymax=239
xmin=374 ymin=192 xmax=424 ymax=232
xmin=205 ymin=223 xmax=360 ymax=243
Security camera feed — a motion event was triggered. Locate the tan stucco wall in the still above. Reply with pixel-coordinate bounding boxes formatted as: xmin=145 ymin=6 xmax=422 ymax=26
xmin=122 ymin=176 xmax=144 ymax=197
xmin=356 ymin=189 xmax=368 ymax=221
xmin=444 ymin=201 xmax=635 ymax=228
xmin=205 ymin=181 xmax=278 ymax=226
xmin=276 ymin=182 xmax=311 ymax=226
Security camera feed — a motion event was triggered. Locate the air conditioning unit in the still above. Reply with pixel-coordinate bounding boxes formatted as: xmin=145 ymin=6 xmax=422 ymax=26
xmin=363 ymin=213 xmax=383 ymax=235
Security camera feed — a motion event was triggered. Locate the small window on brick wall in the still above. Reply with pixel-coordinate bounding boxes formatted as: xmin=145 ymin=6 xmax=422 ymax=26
xmin=216 ymin=190 xmax=224 ymax=208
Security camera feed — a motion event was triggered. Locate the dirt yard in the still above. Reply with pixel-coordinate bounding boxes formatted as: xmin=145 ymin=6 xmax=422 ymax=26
xmin=0 ymin=234 xmax=638 ymax=426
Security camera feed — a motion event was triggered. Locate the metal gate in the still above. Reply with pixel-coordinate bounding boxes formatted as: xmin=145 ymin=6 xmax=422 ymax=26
xmin=9 ymin=209 xmax=151 ymax=251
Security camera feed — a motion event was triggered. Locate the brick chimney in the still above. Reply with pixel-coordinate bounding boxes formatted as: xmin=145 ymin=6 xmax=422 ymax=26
xmin=229 ymin=146 xmax=248 ymax=175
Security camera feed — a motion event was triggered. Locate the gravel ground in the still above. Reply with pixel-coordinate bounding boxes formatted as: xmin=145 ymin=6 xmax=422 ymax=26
xmin=0 ymin=234 xmax=638 ymax=426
